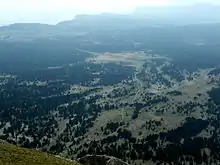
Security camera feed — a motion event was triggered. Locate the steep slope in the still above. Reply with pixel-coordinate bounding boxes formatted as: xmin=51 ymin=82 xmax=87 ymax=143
xmin=0 ymin=141 xmax=81 ymax=165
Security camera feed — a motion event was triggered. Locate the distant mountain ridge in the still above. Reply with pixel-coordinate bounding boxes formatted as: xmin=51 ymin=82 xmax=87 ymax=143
xmin=0 ymin=3 xmax=220 ymax=41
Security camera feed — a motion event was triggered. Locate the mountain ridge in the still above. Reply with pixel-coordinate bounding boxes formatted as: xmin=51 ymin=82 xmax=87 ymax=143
xmin=0 ymin=140 xmax=131 ymax=165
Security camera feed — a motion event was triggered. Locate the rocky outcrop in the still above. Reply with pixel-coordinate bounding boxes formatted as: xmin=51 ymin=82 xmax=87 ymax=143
xmin=78 ymin=155 xmax=129 ymax=165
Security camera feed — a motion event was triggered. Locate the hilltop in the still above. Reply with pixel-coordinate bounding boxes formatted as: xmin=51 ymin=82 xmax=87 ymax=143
xmin=0 ymin=141 xmax=80 ymax=165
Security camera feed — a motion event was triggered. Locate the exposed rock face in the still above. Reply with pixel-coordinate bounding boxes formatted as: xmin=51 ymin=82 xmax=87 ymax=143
xmin=78 ymin=155 xmax=129 ymax=165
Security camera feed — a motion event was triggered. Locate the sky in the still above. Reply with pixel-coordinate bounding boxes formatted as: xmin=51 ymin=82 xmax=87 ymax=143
xmin=0 ymin=0 xmax=219 ymax=25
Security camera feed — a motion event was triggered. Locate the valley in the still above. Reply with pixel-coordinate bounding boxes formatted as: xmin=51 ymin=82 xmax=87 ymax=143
xmin=0 ymin=13 xmax=220 ymax=165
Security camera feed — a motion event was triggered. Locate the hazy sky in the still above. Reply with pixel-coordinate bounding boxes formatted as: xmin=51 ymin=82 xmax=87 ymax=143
xmin=0 ymin=0 xmax=219 ymax=25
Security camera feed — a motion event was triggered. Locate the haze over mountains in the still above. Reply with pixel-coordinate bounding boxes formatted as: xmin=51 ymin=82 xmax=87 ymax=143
xmin=1 ymin=2 xmax=220 ymax=26
xmin=135 ymin=3 xmax=220 ymax=24
xmin=0 ymin=3 xmax=220 ymax=42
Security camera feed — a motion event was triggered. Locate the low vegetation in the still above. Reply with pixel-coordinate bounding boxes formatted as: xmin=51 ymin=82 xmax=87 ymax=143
xmin=0 ymin=141 xmax=81 ymax=165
